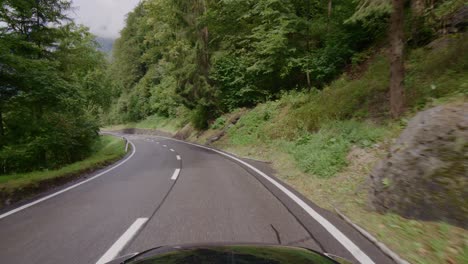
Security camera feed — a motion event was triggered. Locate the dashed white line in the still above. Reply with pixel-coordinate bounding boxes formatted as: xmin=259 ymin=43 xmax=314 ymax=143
xmin=162 ymin=145 xmax=167 ymax=148
xmin=155 ymin=142 xmax=160 ymax=144
xmin=96 ymin=218 xmax=148 ymax=264
xmin=176 ymin=155 xmax=181 ymax=160
xmin=170 ymin=149 xmax=175 ymax=152
xmin=171 ymin=168 xmax=181 ymax=181
xmin=0 ymin=139 xmax=137 ymax=220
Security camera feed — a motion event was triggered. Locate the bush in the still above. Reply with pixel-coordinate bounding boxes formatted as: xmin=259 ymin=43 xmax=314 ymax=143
xmin=191 ymin=105 xmax=210 ymax=130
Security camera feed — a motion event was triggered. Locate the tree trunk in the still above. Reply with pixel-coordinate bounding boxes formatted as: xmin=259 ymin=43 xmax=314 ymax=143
xmin=389 ymin=0 xmax=405 ymax=118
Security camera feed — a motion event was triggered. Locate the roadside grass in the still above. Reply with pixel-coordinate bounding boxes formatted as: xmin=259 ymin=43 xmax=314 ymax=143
xmin=0 ymin=135 xmax=126 ymax=193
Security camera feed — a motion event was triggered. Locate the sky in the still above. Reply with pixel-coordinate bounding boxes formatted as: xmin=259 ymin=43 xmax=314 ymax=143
xmin=71 ymin=0 xmax=140 ymax=39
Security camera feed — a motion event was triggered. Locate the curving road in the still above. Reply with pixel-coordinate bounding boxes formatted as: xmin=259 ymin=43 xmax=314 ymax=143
xmin=0 ymin=134 xmax=395 ymax=264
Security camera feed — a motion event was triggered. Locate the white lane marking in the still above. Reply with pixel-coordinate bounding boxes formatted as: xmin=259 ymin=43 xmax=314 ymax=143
xmin=157 ymin=136 xmax=375 ymax=264
xmin=170 ymin=149 xmax=175 ymax=152
xmin=0 ymin=139 xmax=137 ymax=220
xmin=162 ymin=145 xmax=167 ymax=148
xmin=171 ymin=168 xmax=181 ymax=181
xmin=155 ymin=142 xmax=160 ymax=144
xmin=176 ymin=155 xmax=181 ymax=161
xmin=96 ymin=218 xmax=148 ymax=264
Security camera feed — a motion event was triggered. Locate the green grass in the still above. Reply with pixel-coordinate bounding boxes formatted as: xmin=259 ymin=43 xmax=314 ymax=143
xmin=0 ymin=135 xmax=126 ymax=192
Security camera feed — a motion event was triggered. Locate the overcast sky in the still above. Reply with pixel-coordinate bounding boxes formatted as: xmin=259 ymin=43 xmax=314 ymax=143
xmin=71 ymin=0 xmax=140 ymax=39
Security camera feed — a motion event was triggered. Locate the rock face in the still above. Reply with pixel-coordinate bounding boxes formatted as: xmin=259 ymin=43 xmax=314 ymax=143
xmin=369 ymin=103 xmax=468 ymax=227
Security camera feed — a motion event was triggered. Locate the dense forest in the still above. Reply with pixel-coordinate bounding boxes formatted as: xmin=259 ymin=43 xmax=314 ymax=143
xmin=0 ymin=0 xmax=110 ymax=173
xmin=104 ymin=0 xmax=463 ymax=129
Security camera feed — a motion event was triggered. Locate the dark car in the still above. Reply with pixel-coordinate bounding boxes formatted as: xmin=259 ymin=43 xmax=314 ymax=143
xmin=106 ymin=243 xmax=352 ymax=264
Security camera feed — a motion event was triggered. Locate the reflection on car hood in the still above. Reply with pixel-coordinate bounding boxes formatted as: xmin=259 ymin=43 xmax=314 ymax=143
xmin=116 ymin=243 xmax=349 ymax=264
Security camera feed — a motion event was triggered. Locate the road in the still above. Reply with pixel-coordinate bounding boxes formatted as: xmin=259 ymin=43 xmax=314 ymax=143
xmin=0 ymin=134 xmax=395 ymax=264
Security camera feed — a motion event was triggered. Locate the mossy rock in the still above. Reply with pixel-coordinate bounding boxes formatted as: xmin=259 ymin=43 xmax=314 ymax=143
xmin=369 ymin=103 xmax=468 ymax=228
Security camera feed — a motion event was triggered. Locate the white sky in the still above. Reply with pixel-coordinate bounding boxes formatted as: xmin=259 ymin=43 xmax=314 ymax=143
xmin=70 ymin=0 xmax=140 ymax=39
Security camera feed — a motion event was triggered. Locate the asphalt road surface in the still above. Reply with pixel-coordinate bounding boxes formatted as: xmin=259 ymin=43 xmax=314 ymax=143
xmin=0 ymin=134 xmax=395 ymax=264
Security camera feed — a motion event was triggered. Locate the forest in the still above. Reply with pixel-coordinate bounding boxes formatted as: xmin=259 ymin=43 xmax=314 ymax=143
xmin=105 ymin=0 xmax=462 ymax=129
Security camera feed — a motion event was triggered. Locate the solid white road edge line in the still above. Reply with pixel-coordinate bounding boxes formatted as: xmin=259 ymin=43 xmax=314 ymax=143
xmin=176 ymin=155 xmax=181 ymax=160
xmin=0 ymin=139 xmax=137 ymax=220
xmin=171 ymin=168 xmax=181 ymax=181
xmin=158 ymin=136 xmax=375 ymax=264
xmin=96 ymin=218 xmax=148 ymax=264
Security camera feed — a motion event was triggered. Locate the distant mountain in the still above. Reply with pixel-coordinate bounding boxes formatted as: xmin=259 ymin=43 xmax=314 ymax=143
xmin=95 ymin=37 xmax=115 ymax=54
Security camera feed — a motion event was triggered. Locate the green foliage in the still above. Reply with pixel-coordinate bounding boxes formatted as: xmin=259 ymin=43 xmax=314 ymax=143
xmin=227 ymin=102 xmax=280 ymax=146
xmin=106 ymin=0 xmax=387 ymax=126
xmin=279 ymin=120 xmax=387 ymax=178
xmin=211 ymin=117 xmax=226 ymax=130
xmin=191 ymin=105 xmax=211 ymax=130
xmin=0 ymin=0 xmax=110 ymax=174
xmin=292 ymin=55 xmax=390 ymax=131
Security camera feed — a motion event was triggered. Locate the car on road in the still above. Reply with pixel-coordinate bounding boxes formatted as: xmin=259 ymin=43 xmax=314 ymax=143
xmin=106 ymin=243 xmax=352 ymax=264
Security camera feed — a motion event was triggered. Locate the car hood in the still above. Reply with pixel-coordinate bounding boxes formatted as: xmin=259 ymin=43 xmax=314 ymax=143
xmin=107 ymin=243 xmax=352 ymax=264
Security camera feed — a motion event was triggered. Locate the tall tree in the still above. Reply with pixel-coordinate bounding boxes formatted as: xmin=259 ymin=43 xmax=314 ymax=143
xmin=389 ymin=0 xmax=405 ymax=117
xmin=0 ymin=0 xmax=109 ymax=173
xmin=348 ymin=0 xmax=406 ymax=117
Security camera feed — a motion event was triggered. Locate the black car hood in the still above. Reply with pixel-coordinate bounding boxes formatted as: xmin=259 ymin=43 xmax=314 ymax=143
xmin=110 ymin=243 xmax=351 ymax=264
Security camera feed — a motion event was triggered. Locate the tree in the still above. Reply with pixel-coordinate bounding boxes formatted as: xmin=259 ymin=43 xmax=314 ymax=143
xmin=348 ymin=0 xmax=406 ymax=117
xmin=0 ymin=0 xmax=109 ymax=173
xmin=389 ymin=0 xmax=405 ymax=118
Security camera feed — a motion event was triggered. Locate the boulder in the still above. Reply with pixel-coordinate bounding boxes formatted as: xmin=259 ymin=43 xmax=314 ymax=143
xmin=369 ymin=103 xmax=467 ymax=227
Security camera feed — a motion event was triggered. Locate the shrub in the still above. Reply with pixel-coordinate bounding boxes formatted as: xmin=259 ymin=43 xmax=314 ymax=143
xmin=191 ymin=105 xmax=210 ymax=130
